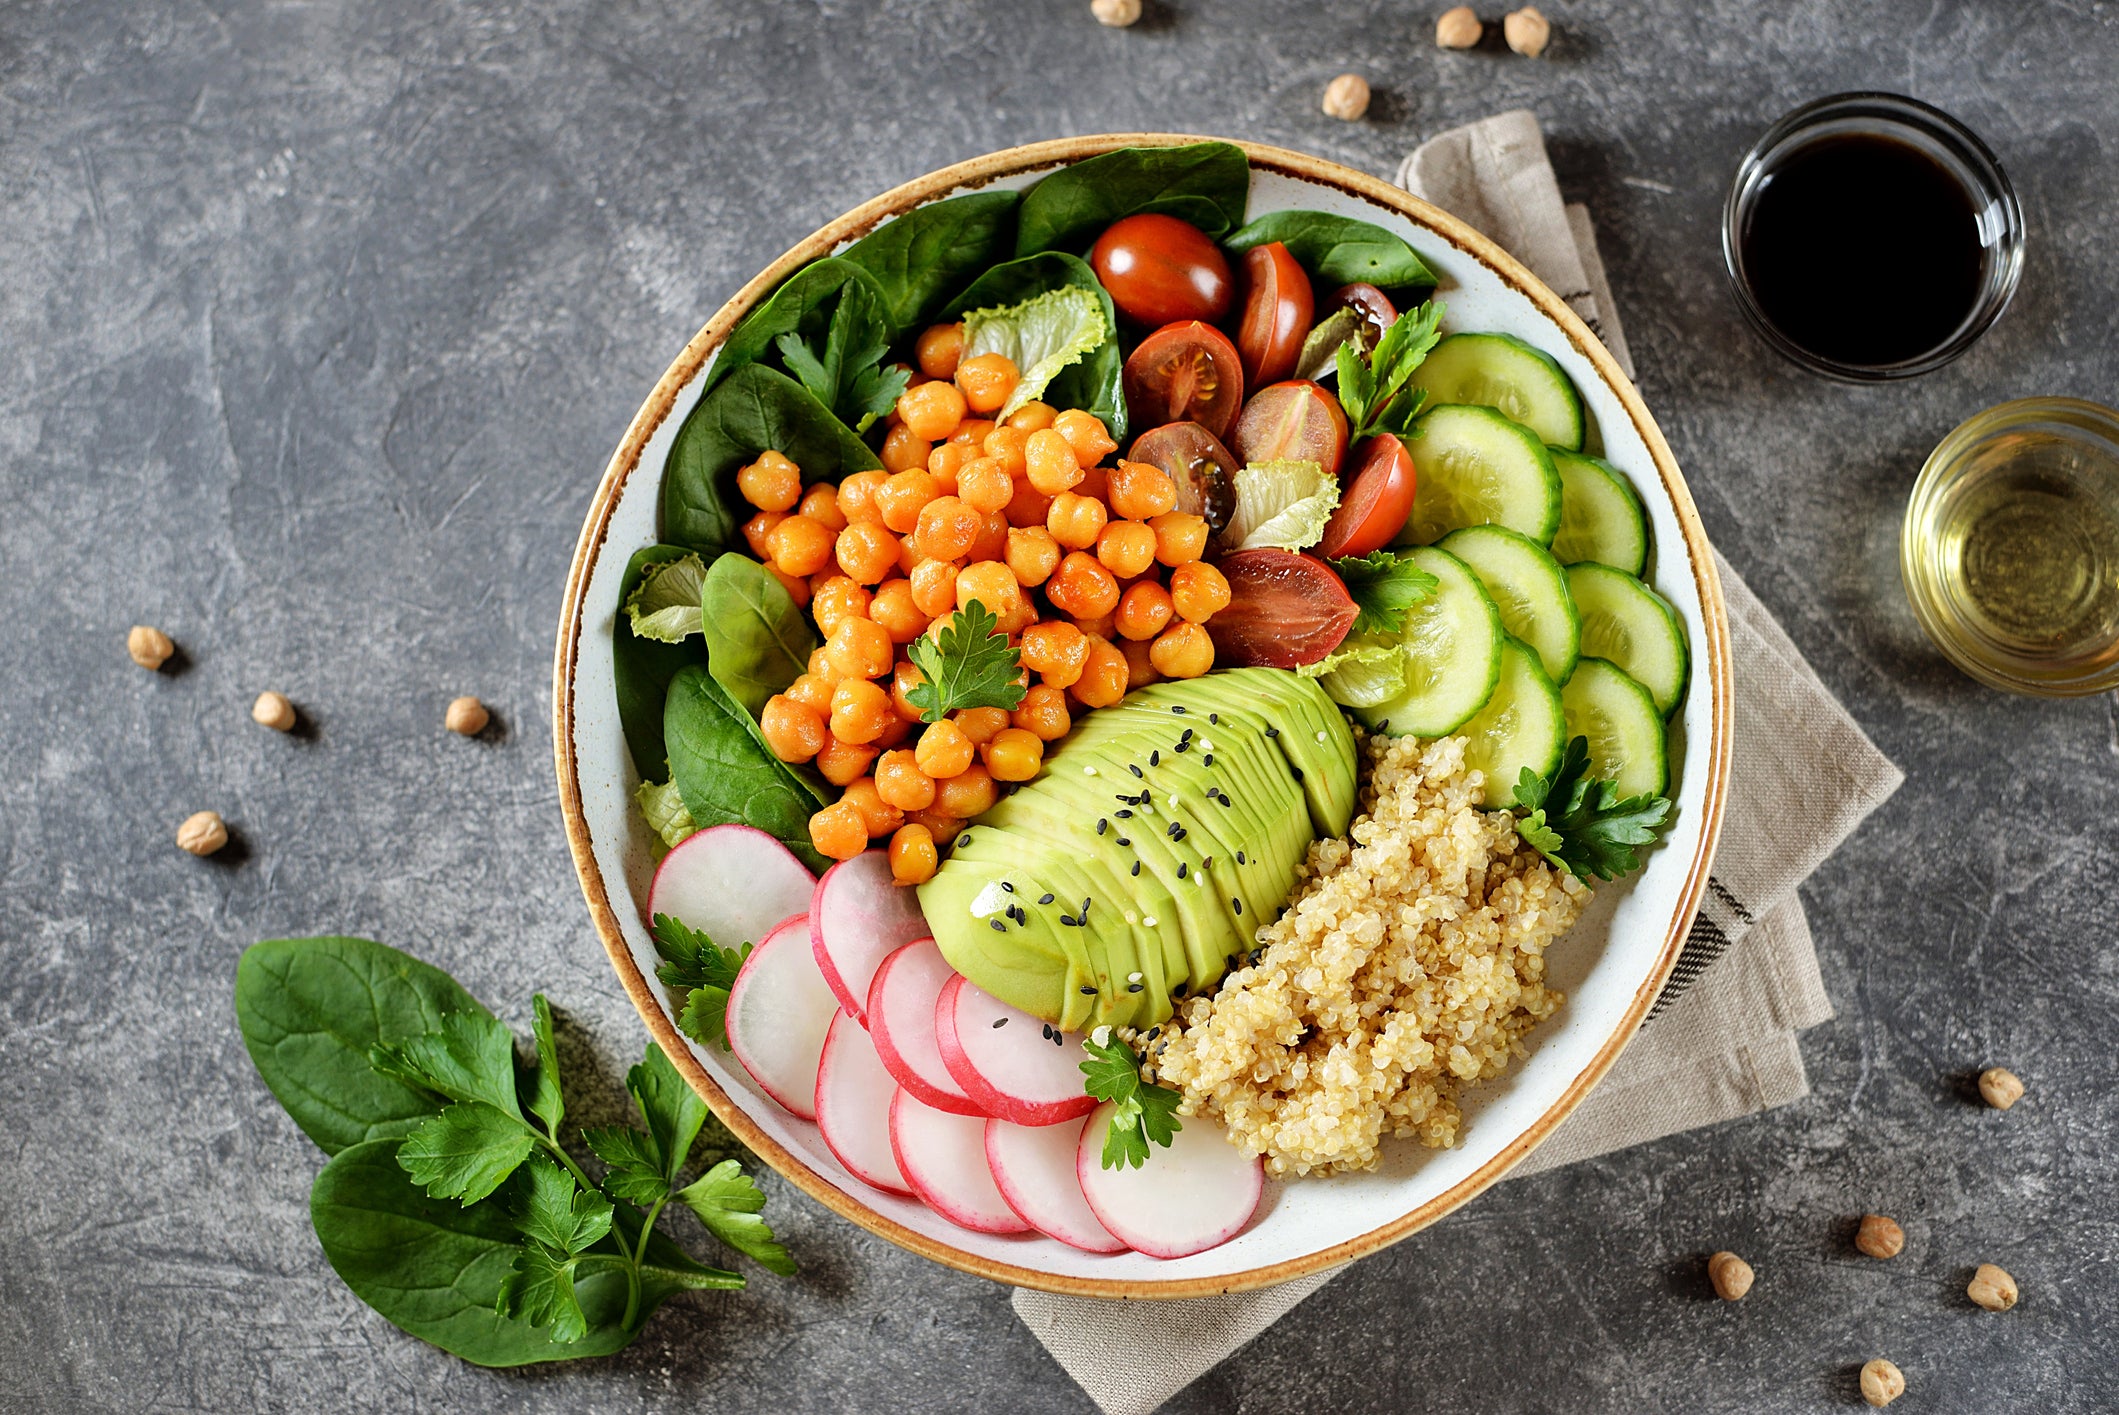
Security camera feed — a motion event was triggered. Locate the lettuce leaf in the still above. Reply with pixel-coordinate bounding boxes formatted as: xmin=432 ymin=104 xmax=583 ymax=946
xmin=635 ymin=778 xmax=699 ymax=855
xmin=1223 ymin=460 xmax=1340 ymax=552
xmin=960 ymin=285 xmax=1109 ymax=419
xmin=1297 ymin=638 xmax=1407 ymax=709
xmin=624 ymin=554 xmax=707 ymax=644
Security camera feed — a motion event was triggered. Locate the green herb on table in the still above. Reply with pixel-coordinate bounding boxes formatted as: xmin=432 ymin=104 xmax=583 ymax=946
xmin=651 ymin=912 xmax=751 ymax=1051
xmin=1080 ymin=1032 xmax=1184 ymax=1170
xmin=905 ymin=600 xmax=1026 ymax=723
xmin=1330 ymin=550 xmax=1439 ymax=636
xmin=1512 ymin=735 xmax=1674 ymax=882
xmin=774 ymin=278 xmax=910 ymax=435
xmin=1335 ymin=299 xmax=1445 ymax=443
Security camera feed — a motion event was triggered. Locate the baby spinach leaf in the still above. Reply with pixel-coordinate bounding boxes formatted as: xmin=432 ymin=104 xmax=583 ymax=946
xmin=1225 ymin=210 xmax=1437 ymax=293
xmin=662 ymin=363 xmax=881 ymax=555
xmin=838 ymin=190 xmax=1020 ymax=335
xmin=236 ymin=936 xmax=489 ymax=1157
xmin=614 ymin=545 xmax=710 ymax=782
xmin=664 ymin=665 xmax=831 ymax=873
xmin=705 ymin=257 xmax=884 ymax=395
xmin=1014 ymin=142 xmax=1250 ymax=256
xmin=700 ymin=553 xmax=816 ymax=720
xmin=945 ymin=253 xmax=1127 ymax=440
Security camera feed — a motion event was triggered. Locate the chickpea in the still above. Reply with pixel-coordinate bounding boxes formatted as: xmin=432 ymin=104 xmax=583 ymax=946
xmin=821 ymin=616 xmax=890 ymax=681
xmin=896 ymin=380 xmax=968 ymax=441
xmin=949 ymin=418 xmax=997 ymax=447
xmin=1119 ymin=634 xmax=1162 ymax=689
xmin=888 ymin=659 xmax=927 ymax=723
xmin=1854 ymin=1214 xmax=1905 ymax=1260
xmin=837 ymin=470 xmax=889 ymax=525
xmin=1020 ymin=620 xmax=1091 ymax=690
xmin=736 ymin=449 xmax=802 ymax=512
xmin=1169 ymin=559 xmax=1232 ymax=622
xmin=810 ymin=577 xmax=872 ymax=638
xmin=927 ymin=438 xmax=977 ymax=484
xmin=914 ymin=719 xmax=976 ymax=779
xmin=872 ymin=469 xmax=937 ymax=535
xmin=1024 ymin=428 xmax=1085 ymax=496
xmin=797 ymin=481 xmax=847 ymax=532
xmin=1967 ymin=1263 xmax=2018 ymax=1312
xmin=1072 ymin=611 xmax=1116 ymax=640
xmin=1435 ymin=5 xmax=1481 ymax=47
xmin=816 ymin=735 xmax=879 ymax=786
xmin=252 ymin=690 xmax=297 ymax=732
xmin=1978 ymin=1066 xmax=2025 ymax=1110
xmin=906 ymin=558 xmax=958 ymax=618
xmin=916 ymin=322 xmax=966 ymax=380
xmin=1046 ymin=491 xmax=1109 ymax=551
xmin=896 ymin=532 xmax=925 ymax=578
xmin=956 ymin=560 xmax=1023 ymax=619
xmin=1321 ymin=73 xmax=1370 ymax=121
xmin=445 ymin=696 xmax=491 ymax=735
xmin=1053 ymin=408 xmax=1117 ymax=466
xmin=835 ymin=521 xmax=901 ymax=584
xmin=760 ymin=694 xmax=828 ymax=762
xmin=934 ymin=761 xmax=999 ymax=818
xmin=967 ymin=509 xmax=1010 ymax=564
xmin=870 ymin=579 xmax=929 ymax=644
xmin=829 ymin=678 xmax=896 ymax=745
xmin=176 ymin=810 xmax=229 ymax=856
xmin=766 ymin=514 xmax=834 ymax=577
xmin=888 ymin=822 xmax=939 ymax=884
xmin=806 ymin=645 xmax=840 ymax=682
xmin=955 ymin=352 xmax=1020 ymax=415
xmin=786 ymin=671 xmax=835 ymax=716
xmin=1148 ymin=620 xmax=1214 ymax=678
xmin=1071 ymin=638 xmax=1130 ymax=707
xmin=840 ymin=776 xmax=904 ymax=837
xmin=874 ymin=713 xmax=914 ymax=750
xmin=1144 ymin=511 xmax=1208 ymax=567
xmin=1012 ymin=683 xmax=1072 ymax=741
xmin=956 ymin=456 xmax=1014 ymax=514
xmin=1005 ymin=400 xmax=1058 ymax=433
xmin=1095 ymin=519 xmax=1159 ymax=578
xmin=128 ymin=624 xmax=176 ymax=671
xmin=1092 ymin=0 xmax=1141 ymax=24
xmin=1860 ymin=1360 xmax=1905 ymax=1408
xmin=873 ymin=748 xmax=938 ymax=812
xmin=1107 ymin=460 xmax=1179 ymax=520
xmin=1004 ymin=478 xmax=1055 ymax=529
xmin=742 ymin=509 xmax=787 ymax=559
xmin=981 ymin=726 xmax=1044 ymax=782
xmin=981 ymin=425 xmax=1031 ymax=477
xmin=767 ymin=563 xmax=812 ymax=609
xmin=880 ymin=422 xmax=933 ymax=474
xmin=1115 ymin=579 xmax=1176 ymax=640
xmin=1503 ymin=5 xmax=1551 ymax=57
xmin=908 ymin=494 xmax=977 ymax=562
xmin=1005 ymin=526 xmax=1062 ymax=587
xmin=1045 ymin=551 xmax=1120 ymax=620
xmin=808 ymin=801 xmax=869 ymax=862
xmin=953 ymin=707 xmax=1010 ymax=746
xmin=1706 ymin=1251 xmax=1753 ymax=1302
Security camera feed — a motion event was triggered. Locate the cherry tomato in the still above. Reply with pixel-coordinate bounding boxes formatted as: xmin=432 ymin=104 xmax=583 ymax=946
xmin=1122 ymin=321 xmax=1245 ymax=444
xmin=1203 ymin=549 xmax=1358 ymax=669
xmin=1236 ymin=242 xmax=1314 ymax=388
xmin=1323 ymin=282 xmax=1398 ymax=352
xmin=1229 ymin=380 xmax=1348 ymax=477
xmin=1317 ymin=435 xmax=1417 ymax=558
xmin=1091 ymin=214 xmax=1235 ymax=327
xmin=1125 ymin=421 xmax=1239 ymax=532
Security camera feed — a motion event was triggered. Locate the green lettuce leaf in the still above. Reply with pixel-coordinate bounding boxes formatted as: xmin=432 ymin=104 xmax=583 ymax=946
xmin=634 ymin=778 xmax=698 ymax=853
xmin=1223 ymin=460 xmax=1340 ymax=552
xmin=1299 ymin=638 xmax=1409 ymax=709
xmin=623 ymin=554 xmax=707 ymax=644
xmin=960 ymin=285 xmax=1109 ymax=419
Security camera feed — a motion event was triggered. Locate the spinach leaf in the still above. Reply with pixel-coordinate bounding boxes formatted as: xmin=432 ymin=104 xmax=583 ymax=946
xmin=664 ymin=665 xmax=830 ymax=872
xmin=236 ymin=936 xmax=489 ymax=1157
xmin=614 ymin=545 xmax=709 ymax=781
xmin=838 ymin=190 xmax=1020 ymax=335
xmin=1225 ymin=211 xmax=1438 ymax=293
xmin=662 ymin=363 xmax=881 ymax=556
xmin=703 ymin=257 xmax=883 ymax=395
xmin=700 ymin=553 xmax=815 ymax=719
xmin=944 ymin=253 xmax=1127 ymax=441
xmin=1014 ymin=142 xmax=1250 ymax=256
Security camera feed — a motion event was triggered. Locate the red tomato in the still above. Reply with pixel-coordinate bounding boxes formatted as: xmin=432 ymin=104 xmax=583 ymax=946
xmin=1236 ymin=242 xmax=1314 ymax=388
xmin=1323 ymin=282 xmax=1398 ymax=350
xmin=1317 ymin=435 xmax=1417 ymax=558
xmin=1203 ymin=549 xmax=1357 ymax=668
xmin=1122 ymin=322 xmax=1245 ymax=444
xmin=1125 ymin=421 xmax=1240 ymax=532
xmin=1229 ymin=380 xmax=1348 ymax=477
xmin=1090 ymin=214 xmax=1235 ymax=326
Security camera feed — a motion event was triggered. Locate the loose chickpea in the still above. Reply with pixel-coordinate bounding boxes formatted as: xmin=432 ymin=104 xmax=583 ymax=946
xmin=1012 ymin=683 xmax=1072 ymax=741
xmin=955 ymin=560 xmax=1023 ymax=618
xmin=128 ymin=625 xmax=176 ymax=670
xmin=786 ymin=672 xmax=835 ymax=716
xmin=816 ymin=735 xmax=879 ymax=786
xmin=1169 ymin=560 xmax=1232 ymax=622
xmin=765 ymin=514 xmax=833 ymax=577
xmin=916 ymin=322 xmax=966 ymax=380
xmin=914 ymin=719 xmax=975 ymax=778
xmin=1092 ymin=0 xmax=1141 ymax=26
xmin=896 ymin=379 xmax=969 ymax=440
xmin=1071 ymin=638 xmax=1130 ymax=707
xmin=176 ymin=810 xmax=229 ymax=856
xmin=953 ymin=706 xmax=1010 ymax=746
xmin=1503 ymin=5 xmax=1551 ymax=57
xmin=1978 ymin=1066 xmax=2025 ymax=1110
xmin=737 ymin=449 xmax=802 ymax=512
xmin=889 ymin=659 xmax=927 ymax=722
xmin=954 ymin=352 xmax=1020 ymax=415
xmin=1046 ymin=551 xmax=1121 ymax=619
xmin=1024 ymin=427 xmax=1085 ymax=496
xmin=1967 ymin=1263 xmax=2019 ymax=1312
xmin=1053 ymin=408 xmax=1117 ymax=466
xmin=872 ymin=469 xmax=938 ymax=535
xmin=837 ymin=470 xmax=889 ymax=525
xmin=742 ymin=509 xmax=787 ymax=559
xmin=1005 ymin=401 xmax=1058 ymax=433
xmin=1107 ymin=460 xmax=1180 ymax=519
xmin=880 ymin=422 xmax=933 ymax=474
xmin=825 ymin=616 xmax=895 ymax=680
xmin=1149 ymin=620 xmax=1215 ymax=678
xmin=873 ymin=748 xmax=938 ymax=811
xmin=949 ymin=418 xmax=997 ymax=446
xmin=956 ymin=456 xmax=1015 ymax=514
xmin=1095 ymin=519 xmax=1159 ymax=578
xmin=252 ymin=690 xmax=297 ymax=732
xmin=808 ymin=800 xmax=869 ymax=862
xmin=1435 ymin=4 xmax=1481 ymax=47
xmin=1047 ymin=491 xmax=1109 ymax=551
xmin=829 ymin=678 xmax=895 ymax=744
xmin=888 ymin=822 xmax=939 ymax=885
xmin=760 ymin=693 xmax=828 ymax=762
xmin=1860 ymin=1359 xmax=1906 ymax=1408
xmin=910 ymin=494 xmax=979 ymax=562
xmin=835 ymin=521 xmax=900 ymax=584
xmin=1321 ymin=73 xmax=1370 ymax=121
xmin=1706 ymin=1251 xmax=1754 ymax=1302
xmin=1147 ymin=511 xmax=1210 ymax=566
xmin=908 ymin=558 xmax=960 ymax=617
xmin=841 ymin=776 xmax=904 ymax=837
xmin=795 ymin=481 xmax=847 ymax=532
xmin=1020 ymin=620 xmax=1091 ymax=689
xmin=1116 ymin=579 xmax=1176 ymax=640
xmin=1004 ymin=478 xmax=1055 ymax=529
xmin=981 ymin=425 xmax=1031 ymax=477
xmin=810 ymin=577 xmax=872 ymax=638
xmin=982 ymin=726 xmax=1045 ymax=782
xmin=445 ymin=696 xmax=490 ymax=736
xmin=1119 ymin=635 xmax=1162 ymax=689
xmin=1005 ymin=526 xmax=1063 ymax=587
xmin=927 ymin=438 xmax=977 ymax=485
xmin=869 ymin=579 xmax=929 ymax=644
xmin=1855 ymin=1215 xmax=1905 ymax=1260
xmin=934 ymin=761 xmax=999 ymax=818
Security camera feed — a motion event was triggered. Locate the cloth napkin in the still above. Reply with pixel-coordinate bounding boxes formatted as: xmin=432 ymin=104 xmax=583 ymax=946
xmin=1011 ymin=111 xmax=1905 ymax=1415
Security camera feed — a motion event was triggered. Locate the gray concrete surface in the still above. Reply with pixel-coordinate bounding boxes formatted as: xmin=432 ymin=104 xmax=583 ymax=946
xmin=3 ymin=2 xmax=2115 ymax=1410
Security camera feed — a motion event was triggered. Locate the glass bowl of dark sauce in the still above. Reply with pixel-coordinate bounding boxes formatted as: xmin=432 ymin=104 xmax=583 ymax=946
xmin=1724 ymin=93 xmax=2024 ymax=381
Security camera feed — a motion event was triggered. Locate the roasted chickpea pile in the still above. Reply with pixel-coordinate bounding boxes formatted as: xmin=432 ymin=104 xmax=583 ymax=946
xmin=740 ymin=332 xmax=1232 ymax=886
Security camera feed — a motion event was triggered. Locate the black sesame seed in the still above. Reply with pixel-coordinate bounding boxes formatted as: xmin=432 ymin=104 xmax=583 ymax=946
xmin=1081 ymin=897 xmax=1092 ymax=918
xmin=1175 ymin=740 xmax=1190 ymax=753
xmin=1202 ymin=856 xmax=1213 ymax=870
xmin=1171 ymin=705 xmax=1187 ymax=714
xmin=1128 ymin=982 xmax=1143 ymax=993
xmin=1129 ymin=763 xmax=1144 ymax=778
xmin=1080 ymin=985 xmax=1096 ymax=995
xmin=1116 ymin=837 xmax=1130 ymax=847
xmin=1173 ymin=827 xmax=1187 ymax=842
xmin=1131 ymin=860 xmax=1141 ymax=876
xmin=992 ymin=1016 xmax=1008 ymax=1028
xmin=990 ymin=919 xmax=1006 ymax=932
xmin=1181 ymin=727 xmax=1194 ymax=741
xmin=1096 ymin=819 xmax=1108 ymax=836
xmin=1177 ymin=862 xmax=1188 ymax=879
xmin=1209 ymin=713 xmax=1219 ymax=724
xmin=1217 ymin=794 xmax=1233 ymax=807
xmin=1039 ymin=893 xmax=1055 ymax=905
xmin=1237 ymin=851 xmax=1247 ymax=864
xmin=1233 ymin=897 xmax=1244 ymax=915
xmin=1002 ymin=880 xmax=1016 ymax=892
xmin=1116 ymin=809 xmax=1133 ymax=819
xmin=1264 ymin=726 xmax=1277 ymax=738
xmin=1052 ymin=1030 xmax=1063 ymax=1046
xmin=1042 ymin=1024 xmax=1053 ymax=1039
xmin=1060 ymin=914 xmax=1078 ymax=927
xmin=1147 ymin=1027 xmax=1161 ymax=1041
xmin=1150 ymin=750 xmax=1159 ymax=766
xmin=1166 ymin=821 xmax=1180 ymax=838
xmin=959 ymin=833 xmax=973 ymax=846
xmin=1204 ymin=754 xmax=1214 ymax=767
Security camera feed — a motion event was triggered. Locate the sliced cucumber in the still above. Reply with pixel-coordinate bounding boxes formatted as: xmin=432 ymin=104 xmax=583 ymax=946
xmin=1566 ymin=563 xmax=1689 ymax=716
xmin=1550 ymin=450 xmax=1649 ymax=574
xmin=1461 ymin=637 xmax=1566 ymax=809
xmin=1354 ymin=546 xmax=1502 ymax=738
xmin=1397 ymin=405 xmax=1562 ymax=548
xmin=1408 ymin=332 xmax=1585 ymax=451
xmin=1560 ymin=658 xmax=1668 ymax=799
xmin=1437 ymin=525 xmax=1580 ymax=687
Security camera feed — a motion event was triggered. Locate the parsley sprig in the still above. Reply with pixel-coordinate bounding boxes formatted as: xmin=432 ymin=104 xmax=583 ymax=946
xmin=1512 ymin=736 xmax=1674 ymax=881
xmin=905 ymin=600 xmax=1026 ymax=723
xmin=1080 ymin=1032 xmax=1184 ymax=1169
xmin=1330 ymin=550 xmax=1439 ymax=636
xmin=651 ymin=913 xmax=751 ymax=1051
xmin=1334 ymin=299 xmax=1445 ymax=443
xmin=776 ymin=280 xmax=910 ymax=434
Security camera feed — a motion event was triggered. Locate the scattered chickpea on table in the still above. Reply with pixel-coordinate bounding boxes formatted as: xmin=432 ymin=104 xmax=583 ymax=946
xmin=1707 ymin=1250 xmax=1754 ymax=1301
xmin=1861 ymin=1358 xmax=1906 ymax=1407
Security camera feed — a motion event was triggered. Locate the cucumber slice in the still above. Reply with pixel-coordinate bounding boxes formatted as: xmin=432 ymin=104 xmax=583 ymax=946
xmin=1397 ymin=405 xmax=1562 ymax=548
xmin=1408 ymin=332 xmax=1585 ymax=450
xmin=1354 ymin=546 xmax=1503 ymax=738
xmin=1460 ymin=637 xmax=1566 ymax=808
xmin=1560 ymin=658 xmax=1668 ymax=799
xmin=1550 ymin=451 xmax=1649 ymax=574
xmin=1565 ymin=563 xmax=1689 ymax=716
xmin=1438 ymin=525 xmax=1580 ymax=686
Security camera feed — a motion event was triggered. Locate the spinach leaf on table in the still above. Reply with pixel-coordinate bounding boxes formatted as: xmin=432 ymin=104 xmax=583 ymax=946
xmin=837 ymin=189 xmax=1020 ymax=336
xmin=700 ymin=553 xmax=816 ymax=719
xmin=664 ymin=665 xmax=831 ymax=873
xmin=945 ymin=252 xmax=1127 ymax=441
xmin=614 ymin=545 xmax=709 ymax=783
xmin=1224 ymin=210 xmax=1438 ymax=293
xmin=1013 ymin=142 xmax=1250 ymax=256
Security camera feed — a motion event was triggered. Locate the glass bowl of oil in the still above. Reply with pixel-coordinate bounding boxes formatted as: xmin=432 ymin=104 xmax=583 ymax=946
xmin=1903 ymin=398 xmax=2119 ymax=696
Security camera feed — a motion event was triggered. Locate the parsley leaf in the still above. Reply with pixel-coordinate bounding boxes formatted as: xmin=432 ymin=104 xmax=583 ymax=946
xmin=497 ymin=1241 xmax=593 ymax=1343
xmin=394 ymin=1101 xmax=537 ymax=1204
xmin=776 ymin=281 xmax=911 ymax=434
xmin=1336 ymin=299 xmax=1445 ymax=443
xmin=369 ymin=1011 xmax=526 ymax=1118
xmin=525 ymin=995 xmax=565 ymax=1139
xmin=905 ymin=600 xmax=1025 ymax=723
xmin=1080 ymin=1033 xmax=1184 ymax=1170
xmin=1330 ymin=548 xmax=1439 ymax=636
xmin=626 ymin=1044 xmax=709 ymax=1187
xmin=652 ymin=913 xmax=751 ymax=1051
xmin=516 ymin=1153 xmax=615 ymax=1255
xmin=1512 ymin=736 xmax=1675 ymax=881
xmin=581 ymin=1126 xmax=670 ymax=1204
xmin=675 ymin=1159 xmax=796 ymax=1275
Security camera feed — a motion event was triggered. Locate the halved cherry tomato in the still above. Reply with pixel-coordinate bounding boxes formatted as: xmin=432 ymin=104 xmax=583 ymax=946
xmin=1203 ymin=549 xmax=1357 ymax=668
xmin=1229 ymin=380 xmax=1348 ymax=476
xmin=1090 ymin=214 xmax=1234 ymax=327
xmin=1317 ymin=435 xmax=1417 ymax=558
xmin=1324 ymin=282 xmax=1398 ymax=351
xmin=1126 ymin=421 xmax=1239 ymax=532
xmin=1122 ymin=322 xmax=1245 ymax=444
xmin=1236 ymin=242 xmax=1314 ymax=388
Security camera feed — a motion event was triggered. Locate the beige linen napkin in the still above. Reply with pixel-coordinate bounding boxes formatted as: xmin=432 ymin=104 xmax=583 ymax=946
xmin=1011 ymin=111 xmax=1904 ymax=1415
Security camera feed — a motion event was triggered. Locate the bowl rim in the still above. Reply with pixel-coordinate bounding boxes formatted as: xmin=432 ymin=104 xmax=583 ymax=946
xmin=552 ymin=133 xmax=1734 ymax=1299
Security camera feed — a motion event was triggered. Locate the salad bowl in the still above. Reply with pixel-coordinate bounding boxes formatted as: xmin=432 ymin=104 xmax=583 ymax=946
xmin=553 ymin=134 xmax=1732 ymax=1298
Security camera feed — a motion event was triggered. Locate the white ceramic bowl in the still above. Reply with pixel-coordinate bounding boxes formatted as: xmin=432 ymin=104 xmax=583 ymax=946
xmin=554 ymin=135 xmax=1732 ymax=1298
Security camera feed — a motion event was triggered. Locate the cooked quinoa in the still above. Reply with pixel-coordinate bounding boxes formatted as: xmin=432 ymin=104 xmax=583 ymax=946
xmin=1150 ymin=731 xmax=1587 ymax=1177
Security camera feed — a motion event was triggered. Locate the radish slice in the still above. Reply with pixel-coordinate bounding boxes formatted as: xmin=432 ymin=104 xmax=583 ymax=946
xmin=985 ymin=1118 xmax=1128 ymax=1254
xmin=1076 ymin=1100 xmax=1264 ymax=1259
xmin=890 ymin=1089 xmax=1029 ymax=1235
xmin=866 ymin=940 xmax=984 ymax=1117
xmin=648 ymin=824 xmax=816 ymax=955
xmin=810 ymin=850 xmax=929 ymax=1023
xmin=936 ymin=974 xmax=1098 ymax=1127
xmin=814 ymin=1012 xmax=913 ymax=1196
xmin=723 ymin=914 xmax=836 ymax=1120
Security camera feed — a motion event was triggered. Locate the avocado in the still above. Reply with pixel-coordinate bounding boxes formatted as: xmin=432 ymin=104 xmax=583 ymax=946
xmin=918 ymin=669 xmax=1358 ymax=1028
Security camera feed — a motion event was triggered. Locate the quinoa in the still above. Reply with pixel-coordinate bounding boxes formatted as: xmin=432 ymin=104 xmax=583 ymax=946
xmin=1150 ymin=732 xmax=1587 ymax=1177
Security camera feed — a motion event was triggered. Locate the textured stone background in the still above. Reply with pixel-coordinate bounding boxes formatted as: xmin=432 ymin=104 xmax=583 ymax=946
xmin=3 ymin=1 xmax=2115 ymax=1410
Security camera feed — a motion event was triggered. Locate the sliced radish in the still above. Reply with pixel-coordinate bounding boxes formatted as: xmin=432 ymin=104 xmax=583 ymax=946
xmin=810 ymin=850 xmax=929 ymax=1023
xmin=936 ymin=974 xmax=1098 ymax=1127
xmin=814 ymin=1012 xmax=913 ymax=1197
xmin=985 ymin=1118 xmax=1128 ymax=1254
xmin=866 ymin=940 xmax=984 ymax=1117
xmin=648 ymin=824 xmax=816 ymax=956
xmin=890 ymin=1089 xmax=1029 ymax=1235
xmin=723 ymin=914 xmax=836 ymax=1120
xmin=1076 ymin=1100 xmax=1264 ymax=1259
